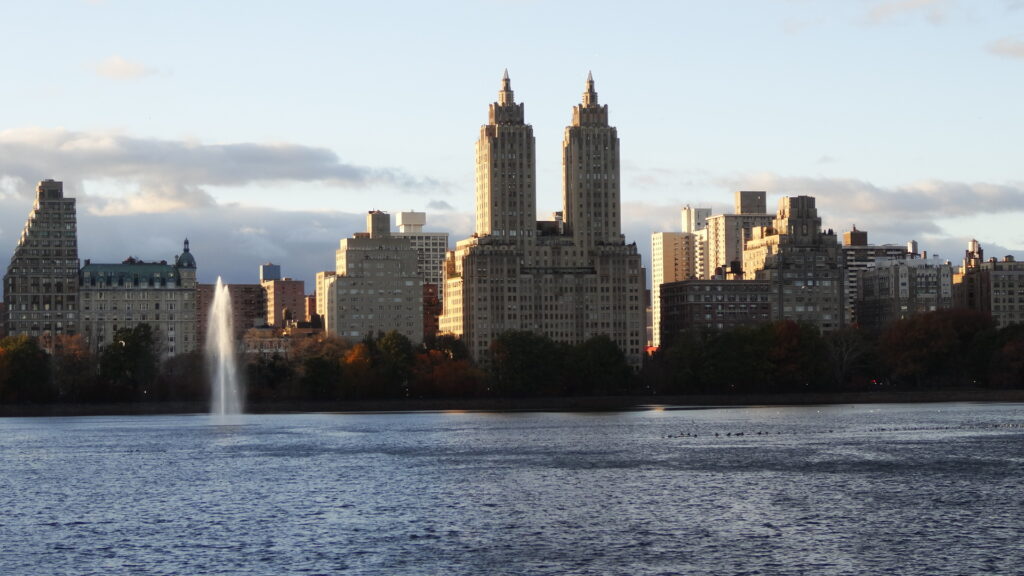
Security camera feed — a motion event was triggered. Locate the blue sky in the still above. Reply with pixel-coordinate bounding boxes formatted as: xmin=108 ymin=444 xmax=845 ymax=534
xmin=2 ymin=0 xmax=1023 ymax=287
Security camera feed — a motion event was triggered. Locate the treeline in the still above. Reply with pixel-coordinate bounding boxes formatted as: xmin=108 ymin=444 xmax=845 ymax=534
xmin=0 ymin=328 xmax=635 ymax=405
xmin=647 ymin=308 xmax=1024 ymax=394
xmin=2 ymin=308 xmax=1023 ymax=406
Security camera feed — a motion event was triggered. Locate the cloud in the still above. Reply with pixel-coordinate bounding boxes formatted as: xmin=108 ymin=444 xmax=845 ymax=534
xmin=865 ymin=0 xmax=949 ymax=25
xmin=710 ymin=173 xmax=1024 ymax=247
xmin=0 ymin=127 xmax=445 ymax=215
xmin=427 ymin=200 xmax=455 ymax=211
xmin=94 ymin=55 xmax=157 ymax=79
xmin=989 ymin=37 xmax=1024 ymax=60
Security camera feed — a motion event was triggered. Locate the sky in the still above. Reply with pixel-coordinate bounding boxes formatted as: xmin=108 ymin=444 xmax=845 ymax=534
xmin=2 ymin=0 xmax=1023 ymax=288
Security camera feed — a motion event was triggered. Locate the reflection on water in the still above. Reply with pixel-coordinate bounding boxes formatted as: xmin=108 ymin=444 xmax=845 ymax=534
xmin=2 ymin=403 xmax=1022 ymax=575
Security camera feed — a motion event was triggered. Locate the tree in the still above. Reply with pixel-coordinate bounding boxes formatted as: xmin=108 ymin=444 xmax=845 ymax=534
xmin=0 ymin=335 xmax=53 ymax=403
xmin=50 ymin=334 xmax=95 ymax=402
xmin=768 ymin=321 xmax=829 ymax=392
xmin=565 ymin=335 xmax=632 ymax=395
xmin=98 ymin=324 xmax=159 ymax=401
xmin=292 ymin=335 xmax=350 ymax=400
xmin=410 ymin=350 xmax=485 ymax=397
xmin=376 ymin=331 xmax=416 ymax=397
xmin=881 ymin=309 xmax=995 ymax=388
xmin=489 ymin=331 xmax=564 ymax=396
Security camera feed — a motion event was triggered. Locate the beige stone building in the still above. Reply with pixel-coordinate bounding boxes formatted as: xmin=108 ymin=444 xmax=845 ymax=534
xmin=3 ymin=180 xmax=81 ymax=350
xmin=650 ymin=232 xmax=697 ymax=347
xmin=704 ymin=191 xmax=773 ymax=279
xmin=314 ymin=271 xmax=336 ymax=321
xmin=955 ymin=240 xmax=1024 ymax=329
xmin=262 ymin=277 xmax=305 ymax=327
xmin=440 ymin=72 xmax=645 ymax=368
xmin=325 ymin=211 xmax=423 ymax=344
xmin=78 ymin=240 xmax=198 ymax=358
xmin=743 ymin=196 xmax=843 ymax=331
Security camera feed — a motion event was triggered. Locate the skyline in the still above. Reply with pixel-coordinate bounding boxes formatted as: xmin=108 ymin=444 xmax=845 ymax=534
xmin=2 ymin=0 xmax=1023 ymax=287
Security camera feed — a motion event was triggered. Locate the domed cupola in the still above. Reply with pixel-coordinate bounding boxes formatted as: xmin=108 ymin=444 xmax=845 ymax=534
xmin=176 ymin=238 xmax=197 ymax=269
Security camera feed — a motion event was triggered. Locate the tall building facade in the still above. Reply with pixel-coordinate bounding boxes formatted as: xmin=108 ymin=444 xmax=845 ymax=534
xmin=704 ymin=192 xmax=773 ymax=279
xmin=3 ymin=180 xmax=80 ymax=349
xmin=197 ymin=282 xmax=266 ymax=345
xmin=78 ymin=241 xmax=198 ymax=357
xmin=259 ymin=263 xmax=281 ymax=282
xmin=262 ymin=277 xmax=305 ymax=327
xmin=856 ymin=257 xmax=954 ymax=331
xmin=394 ymin=211 xmax=449 ymax=302
xmin=659 ymin=279 xmax=776 ymax=344
xmin=440 ymin=72 xmax=645 ymax=368
xmin=325 ymin=212 xmax=423 ymax=343
xmin=840 ymin=227 xmax=909 ymax=326
xmin=474 ymin=70 xmax=536 ymax=246
xmin=650 ymin=232 xmax=697 ymax=347
xmin=955 ymin=240 xmax=1024 ymax=329
xmin=743 ymin=196 xmax=843 ymax=331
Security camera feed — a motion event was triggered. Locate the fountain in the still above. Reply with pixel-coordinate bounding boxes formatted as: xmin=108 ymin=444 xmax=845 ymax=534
xmin=207 ymin=277 xmax=243 ymax=416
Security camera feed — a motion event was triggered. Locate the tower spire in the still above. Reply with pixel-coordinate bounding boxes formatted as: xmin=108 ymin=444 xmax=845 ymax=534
xmin=583 ymin=71 xmax=598 ymax=106
xmin=499 ymin=69 xmax=514 ymax=105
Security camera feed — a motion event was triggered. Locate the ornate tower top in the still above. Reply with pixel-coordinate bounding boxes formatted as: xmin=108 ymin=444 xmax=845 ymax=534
xmin=582 ymin=70 xmax=598 ymax=107
xmin=571 ymin=71 xmax=608 ymax=127
xmin=489 ymin=70 xmax=525 ymax=125
xmin=499 ymin=69 xmax=514 ymax=105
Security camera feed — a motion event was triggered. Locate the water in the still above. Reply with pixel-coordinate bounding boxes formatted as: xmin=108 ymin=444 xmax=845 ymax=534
xmin=1 ymin=403 xmax=1022 ymax=575
xmin=206 ymin=277 xmax=242 ymax=416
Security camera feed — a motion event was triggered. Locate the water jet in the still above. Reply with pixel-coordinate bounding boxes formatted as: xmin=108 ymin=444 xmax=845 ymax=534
xmin=207 ymin=277 xmax=243 ymax=415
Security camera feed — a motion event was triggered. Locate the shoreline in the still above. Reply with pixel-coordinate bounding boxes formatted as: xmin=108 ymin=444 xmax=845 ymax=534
xmin=2 ymin=388 xmax=1023 ymax=418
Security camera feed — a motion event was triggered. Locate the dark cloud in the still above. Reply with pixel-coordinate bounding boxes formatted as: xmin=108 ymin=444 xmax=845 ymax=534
xmin=0 ymin=128 xmax=446 ymax=214
xmin=427 ymin=200 xmax=456 ymax=211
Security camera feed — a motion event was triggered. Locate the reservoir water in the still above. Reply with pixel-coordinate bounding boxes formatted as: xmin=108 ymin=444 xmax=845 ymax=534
xmin=2 ymin=403 xmax=1022 ymax=575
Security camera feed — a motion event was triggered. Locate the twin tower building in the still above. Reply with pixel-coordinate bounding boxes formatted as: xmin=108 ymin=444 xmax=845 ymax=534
xmin=440 ymin=72 xmax=646 ymax=368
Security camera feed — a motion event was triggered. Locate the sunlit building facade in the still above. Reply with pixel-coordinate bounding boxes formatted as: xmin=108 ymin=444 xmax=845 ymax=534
xmin=440 ymin=72 xmax=645 ymax=368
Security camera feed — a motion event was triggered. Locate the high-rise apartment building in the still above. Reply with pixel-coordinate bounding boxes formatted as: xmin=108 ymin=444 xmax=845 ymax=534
xmin=440 ymin=72 xmax=645 ymax=368
xmin=857 ymin=257 xmax=954 ymax=331
xmin=649 ymin=205 xmax=713 ymax=347
xmin=325 ymin=211 xmax=423 ymax=343
xmin=197 ymin=282 xmax=266 ymax=345
xmin=78 ymin=241 xmax=198 ymax=357
xmin=659 ymin=279 xmax=776 ymax=343
xmin=394 ymin=211 xmax=449 ymax=302
xmin=743 ymin=196 xmax=843 ymax=331
xmin=262 ymin=277 xmax=305 ymax=327
xmin=259 ymin=263 xmax=282 ymax=283
xmin=955 ymin=240 xmax=1024 ymax=329
xmin=704 ymin=192 xmax=773 ymax=279
xmin=3 ymin=180 xmax=80 ymax=350
xmin=314 ymin=271 xmax=336 ymax=321
xmin=650 ymin=232 xmax=697 ymax=347
xmin=840 ymin=227 xmax=909 ymax=325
